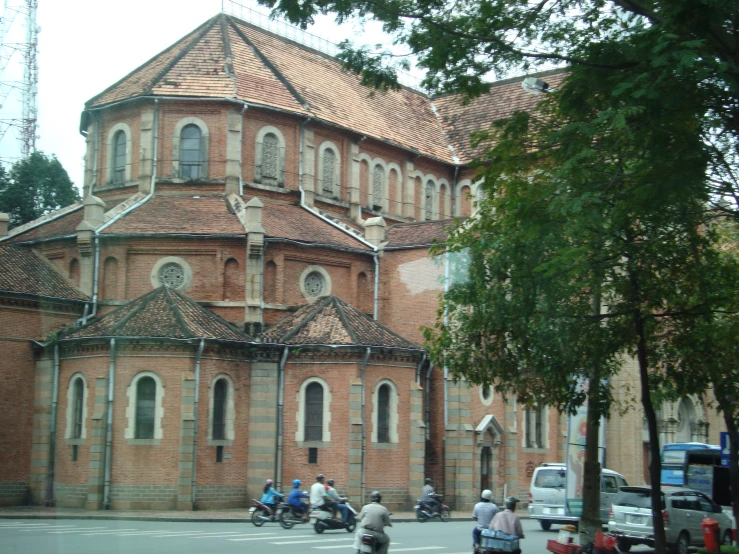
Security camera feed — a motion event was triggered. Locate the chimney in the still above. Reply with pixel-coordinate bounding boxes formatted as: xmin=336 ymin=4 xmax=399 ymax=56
xmin=0 ymin=213 xmax=8 ymax=238
xmin=244 ymin=197 xmax=265 ymax=234
xmin=364 ymin=216 xmax=387 ymax=247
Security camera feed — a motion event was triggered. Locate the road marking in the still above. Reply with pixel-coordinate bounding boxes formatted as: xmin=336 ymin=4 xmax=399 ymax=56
xmin=48 ymin=527 xmax=109 ymax=533
xmin=311 ymin=543 xmax=403 ymax=550
xmin=20 ymin=526 xmax=78 ymax=531
xmin=271 ymin=537 xmax=354 ymax=545
xmin=191 ymin=533 xmax=267 ymax=538
xmin=150 ymin=531 xmax=253 ymax=538
xmin=80 ymin=529 xmax=138 ymax=535
xmin=228 ymin=534 xmax=304 ymax=542
xmin=383 ymin=548 xmax=446 ymax=552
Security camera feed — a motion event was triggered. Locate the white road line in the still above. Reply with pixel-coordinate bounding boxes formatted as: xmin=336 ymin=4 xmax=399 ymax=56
xmin=191 ymin=533 xmax=265 ymax=538
xmin=150 ymin=531 xmax=251 ymax=538
xmin=80 ymin=529 xmax=138 ymax=535
xmin=383 ymin=548 xmax=446 ymax=552
xmin=228 ymin=534 xmax=302 ymax=542
xmin=48 ymin=527 xmax=109 ymax=533
xmin=311 ymin=543 xmax=403 ymax=550
xmin=271 ymin=537 xmax=355 ymax=545
xmin=20 ymin=526 xmax=78 ymax=531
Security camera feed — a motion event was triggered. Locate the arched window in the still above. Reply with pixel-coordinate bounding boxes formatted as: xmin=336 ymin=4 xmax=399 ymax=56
xmin=69 ymin=258 xmax=80 ymax=286
xmin=112 ymin=130 xmax=126 ymax=184
xmin=424 ymin=181 xmax=435 ymax=221
xmin=260 ymin=133 xmax=281 ymax=186
xmin=322 ymin=148 xmax=336 ymax=195
xmin=71 ymin=377 xmax=84 ymax=439
xmin=357 ymin=272 xmax=368 ymax=312
xmin=524 ymin=406 xmax=546 ymax=448
xmin=135 ymin=376 xmax=156 ymax=439
xmin=179 ymin=124 xmax=203 ymax=179
xmin=458 ymin=185 xmax=472 ymax=217
xmin=212 ymin=378 xmax=227 ymax=440
xmin=372 ymin=165 xmax=384 ymax=209
xmin=264 ymin=260 xmax=277 ymax=304
xmin=103 ymin=256 xmax=118 ymax=299
xmin=305 ymin=382 xmax=324 ymax=441
xmin=223 ymin=258 xmax=242 ymax=301
xmin=377 ymin=384 xmax=390 ymax=443
xmin=676 ymin=398 xmax=695 ymax=443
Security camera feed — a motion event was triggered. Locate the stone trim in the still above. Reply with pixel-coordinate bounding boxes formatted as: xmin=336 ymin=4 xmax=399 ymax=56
xmin=124 ymin=371 xmax=165 ymax=442
xmin=64 ymin=372 xmax=88 ymax=442
xmin=171 ymin=116 xmax=210 ymax=180
xmin=105 ymin=122 xmax=133 ymax=185
xmin=370 ymin=379 xmax=399 ymax=444
xmin=298 ymin=265 xmax=332 ymax=303
xmin=150 ymin=256 xmax=193 ymax=293
xmin=316 ymin=141 xmax=342 ymax=200
xmin=479 ymin=385 xmax=494 ymax=406
xmin=295 ymin=376 xmax=331 ymax=443
xmin=207 ymin=373 xmax=235 ymax=445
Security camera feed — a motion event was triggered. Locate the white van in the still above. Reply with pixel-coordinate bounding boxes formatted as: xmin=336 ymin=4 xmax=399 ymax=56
xmin=528 ymin=462 xmax=628 ymax=530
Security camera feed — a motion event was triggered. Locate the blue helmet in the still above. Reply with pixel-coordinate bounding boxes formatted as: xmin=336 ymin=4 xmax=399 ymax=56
xmin=293 ymin=479 xmax=302 ymax=487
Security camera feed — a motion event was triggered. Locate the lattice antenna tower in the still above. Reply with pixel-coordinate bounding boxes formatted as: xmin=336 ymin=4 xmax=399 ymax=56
xmin=0 ymin=0 xmax=39 ymax=162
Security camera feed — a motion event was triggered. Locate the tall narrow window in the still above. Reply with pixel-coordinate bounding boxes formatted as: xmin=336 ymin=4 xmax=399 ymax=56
xmin=425 ymin=181 xmax=435 ymax=221
xmin=535 ymin=408 xmax=543 ymax=447
xmin=372 ymin=166 xmax=384 ymax=209
xmin=261 ymin=133 xmax=280 ymax=185
xmin=525 ymin=407 xmax=544 ymax=448
xmin=305 ymin=382 xmax=323 ymax=441
xmin=377 ymin=384 xmax=390 ymax=443
xmin=71 ymin=378 xmax=84 ymax=439
xmin=113 ymin=130 xmax=126 ymax=184
xmin=135 ymin=376 xmax=156 ymax=439
xmin=322 ymin=149 xmax=336 ymax=195
xmin=213 ymin=379 xmax=227 ymax=440
xmin=179 ymin=124 xmax=202 ymax=179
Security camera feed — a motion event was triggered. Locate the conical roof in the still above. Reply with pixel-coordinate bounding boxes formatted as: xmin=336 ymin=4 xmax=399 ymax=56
xmin=61 ymin=286 xmax=252 ymax=342
xmin=260 ymin=295 xmax=421 ymax=350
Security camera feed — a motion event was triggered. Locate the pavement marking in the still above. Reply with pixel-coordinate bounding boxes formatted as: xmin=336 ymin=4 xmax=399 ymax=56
xmin=311 ymin=543 xmax=403 ymax=550
xmin=48 ymin=527 xmax=109 ymax=533
xmin=20 ymin=526 xmax=78 ymax=531
xmin=191 ymin=533 xmax=270 ymax=538
xmin=228 ymin=534 xmax=304 ymax=542
xmin=0 ymin=523 xmax=52 ymax=527
xmin=382 ymin=548 xmax=446 ymax=552
xmin=270 ymin=537 xmax=354 ymax=545
xmin=80 ymin=529 xmax=138 ymax=535
xmin=150 ymin=531 xmax=255 ymax=538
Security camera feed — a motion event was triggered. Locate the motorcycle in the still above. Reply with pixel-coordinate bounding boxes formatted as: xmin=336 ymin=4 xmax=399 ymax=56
xmin=248 ymin=497 xmax=284 ymax=526
xmin=359 ymin=533 xmax=380 ymax=554
xmin=309 ymin=499 xmax=357 ymax=533
xmin=278 ymin=501 xmax=310 ymax=529
xmin=414 ymin=494 xmax=451 ymax=522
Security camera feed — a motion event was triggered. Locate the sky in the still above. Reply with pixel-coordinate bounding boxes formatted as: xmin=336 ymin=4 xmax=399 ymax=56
xmin=0 ymin=0 xmax=400 ymax=190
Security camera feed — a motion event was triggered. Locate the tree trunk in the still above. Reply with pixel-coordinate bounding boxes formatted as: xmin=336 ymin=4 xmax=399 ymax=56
xmin=719 ymin=400 xmax=739 ymax=546
xmin=635 ymin=312 xmax=667 ymax=554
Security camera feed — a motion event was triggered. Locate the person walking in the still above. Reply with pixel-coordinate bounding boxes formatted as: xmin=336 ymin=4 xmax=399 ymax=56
xmin=472 ymin=489 xmax=499 ymax=552
xmin=489 ymin=496 xmax=524 ymax=554
xmin=355 ymin=491 xmax=392 ymax=554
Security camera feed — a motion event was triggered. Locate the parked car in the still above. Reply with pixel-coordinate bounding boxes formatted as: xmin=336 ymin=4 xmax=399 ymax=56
xmin=528 ymin=462 xmax=628 ymax=530
xmin=608 ymin=486 xmax=733 ymax=554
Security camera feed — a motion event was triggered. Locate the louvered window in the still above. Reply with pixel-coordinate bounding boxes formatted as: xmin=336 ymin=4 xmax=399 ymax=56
xmin=135 ymin=377 xmax=156 ymax=439
xmin=71 ymin=378 xmax=84 ymax=439
xmin=213 ymin=379 xmax=227 ymax=440
xmin=424 ymin=181 xmax=435 ymax=221
xmin=322 ymin=149 xmax=336 ymax=195
xmin=377 ymin=384 xmax=390 ymax=443
xmin=305 ymin=382 xmax=323 ymax=441
xmin=372 ymin=166 xmax=384 ymax=209
xmin=179 ymin=124 xmax=203 ymax=179
xmin=113 ymin=130 xmax=126 ymax=184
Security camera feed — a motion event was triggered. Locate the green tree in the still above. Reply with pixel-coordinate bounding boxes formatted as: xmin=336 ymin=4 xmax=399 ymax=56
xmin=0 ymin=152 xmax=80 ymax=229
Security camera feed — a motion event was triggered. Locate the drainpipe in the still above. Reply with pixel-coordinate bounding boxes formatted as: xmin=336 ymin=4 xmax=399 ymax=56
xmin=451 ymin=165 xmax=459 ymax=217
xmin=298 ymin=117 xmax=312 ymax=206
xmin=191 ymin=339 xmax=205 ymax=508
xmin=239 ymin=104 xmax=249 ymax=196
xmin=85 ymin=99 xmax=160 ymax=325
xmin=373 ymin=253 xmax=379 ymax=321
xmin=360 ymin=347 xmax=371 ymax=504
xmin=415 ymin=352 xmax=427 ymax=385
xmin=425 ymin=363 xmax=433 ymax=440
xmin=275 ymin=346 xmax=289 ymax=491
xmin=443 ymin=251 xmax=450 ymax=430
xmin=92 ymin=116 xmax=100 ymax=194
xmin=103 ymin=338 xmax=116 ymax=509
xmin=46 ymin=343 xmax=60 ymax=506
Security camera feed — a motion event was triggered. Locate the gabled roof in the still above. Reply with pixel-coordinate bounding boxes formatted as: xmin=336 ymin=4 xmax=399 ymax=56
xmin=0 ymin=245 xmax=89 ymax=302
xmin=261 ymin=295 xmax=421 ymax=350
xmin=385 ymin=219 xmax=458 ymax=249
xmin=4 ymin=204 xmax=84 ymax=244
xmin=61 ymin=285 xmax=252 ymax=342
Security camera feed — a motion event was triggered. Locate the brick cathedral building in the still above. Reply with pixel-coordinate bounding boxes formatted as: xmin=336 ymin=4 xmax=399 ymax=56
xmin=0 ymin=12 xmax=722 ymax=512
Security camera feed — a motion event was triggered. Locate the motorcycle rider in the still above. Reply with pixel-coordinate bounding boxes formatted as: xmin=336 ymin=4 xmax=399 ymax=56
xmin=287 ymin=479 xmax=310 ymax=522
xmin=356 ymin=490 xmax=392 ymax=554
xmin=326 ymin=478 xmax=350 ymax=522
xmin=472 ymin=489 xmax=499 ymax=553
xmin=489 ymin=496 xmax=524 ymax=554
xmin=421 ymin=477 xmax=440 ymax=513
xmin=260 ymin=479 xmax=283 ymax=512
xmin=310 ymin=473 xmax=335 ymax=516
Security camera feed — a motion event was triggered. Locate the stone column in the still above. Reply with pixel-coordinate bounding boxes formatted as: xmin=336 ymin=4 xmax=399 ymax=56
xmin=0 ymin=213 xmax=8 ymax=237
xmin=364 ymin=217 xmax=386 ymax=248
xmin=403 ymin=160 xmax=416 ymax=219
xmin=348 ymin=378 xmax=363 ymax=501
xmin=86 ymin=376 xmax=109 ymax=510
xmin=349 ymin=142 xmax=362 ymax=221
xmin=247 ymin=363 xmax=278 ymax=500
xmin=244 ymin=198 xmax=265 ymax=336
xmin=83 ymin=121 xmax=96 ymax=198
xmin=444 ymin=380 xmax=475 ymax=512
xmin=225 ymin=109 xmax=242 ymax=194
xmin=29 ymin=357 xmax=54 ymax=505
xmin=302 ymin=128 xmax=316 ymax=206
xmin=138 ymin=108 xmax=156 ymax=194
xmin=76 ymin=195 xmax=106 ymax=297
xmin=409 ymin=380 xmax=426 ymax=508
xmin=504 ymin=397 xmax=519 ymax=499
xmin=177 ymin=371 xmax=196 ymax=510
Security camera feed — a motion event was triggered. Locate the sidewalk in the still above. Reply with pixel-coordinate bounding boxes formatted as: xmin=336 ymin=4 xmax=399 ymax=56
xmin=0 ymin=505 xmax=529 ymax=523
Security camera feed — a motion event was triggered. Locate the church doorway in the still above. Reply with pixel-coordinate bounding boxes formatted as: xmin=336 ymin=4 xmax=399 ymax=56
xmin=480 ymin=446 xmax=492 ymax=492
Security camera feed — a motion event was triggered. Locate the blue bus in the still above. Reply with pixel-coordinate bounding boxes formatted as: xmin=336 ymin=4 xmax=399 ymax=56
xmin=660 ymin=443 xmax=730 ymax=506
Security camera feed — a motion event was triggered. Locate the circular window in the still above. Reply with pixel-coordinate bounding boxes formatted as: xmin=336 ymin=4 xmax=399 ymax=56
xmin=158 ymin=262 xmax=185 ymax=289
xmin=304 ymin=271 xmax=325 ymax=297
xmin=480 ymin=385 xmax=494 ymax=406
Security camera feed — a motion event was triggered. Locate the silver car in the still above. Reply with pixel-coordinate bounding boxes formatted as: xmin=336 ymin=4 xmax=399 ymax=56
xmin=608 ymin=486 xmax=733 ymax=554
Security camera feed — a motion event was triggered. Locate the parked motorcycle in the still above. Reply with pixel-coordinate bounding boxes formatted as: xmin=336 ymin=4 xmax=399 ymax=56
xmin=278 ymin=501 xmax=310 ymax=529
xmin=309 ymin=500 xmax=358 ymax=533
xmin=414 ymin=494 xmax=450 ymax=522
xmin=249 ymin=498 xmax=284 ymax=526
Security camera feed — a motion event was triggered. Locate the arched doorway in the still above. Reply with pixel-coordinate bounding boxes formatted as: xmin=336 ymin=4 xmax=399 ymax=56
xmin=476 ymin=415 xmax=503 ymax=498
xmin=480 ymin=446 xmax=492 ymax=491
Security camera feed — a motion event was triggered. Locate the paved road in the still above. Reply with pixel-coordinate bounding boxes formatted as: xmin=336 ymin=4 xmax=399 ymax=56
xmin=0 ymin=517 xmax=578 ymax=554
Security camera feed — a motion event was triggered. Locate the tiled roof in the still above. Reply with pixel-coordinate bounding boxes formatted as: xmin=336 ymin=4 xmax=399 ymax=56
xmin=261 ymin=295 xmax=421 ymax=350
xmin=61 ymin=285 xmax=252 ymax=342
xmin=5 ymin=205 xmax=84 ymax=244
xmin=433 ymin=70 xmax=567 ymax=163
xmin=385 ymin=220 xmax=457 ymax=249
xmin=0 ymin=245 xmax=88 ymax=301
xmin=102 ymin=194 xmax=371 ymax=250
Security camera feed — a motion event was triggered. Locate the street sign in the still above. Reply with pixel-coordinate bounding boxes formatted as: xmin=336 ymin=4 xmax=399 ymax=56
xmin=720 ymin=432 xmax=739 ymax=467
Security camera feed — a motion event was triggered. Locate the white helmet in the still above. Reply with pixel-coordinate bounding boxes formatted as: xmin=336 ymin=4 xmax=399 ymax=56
xmin=481 ymin=489 xmax=493 ymax=501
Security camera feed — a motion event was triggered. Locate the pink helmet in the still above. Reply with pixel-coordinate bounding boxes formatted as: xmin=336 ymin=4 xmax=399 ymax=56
xmin=265 ymin=479 xmax=273 ymax=485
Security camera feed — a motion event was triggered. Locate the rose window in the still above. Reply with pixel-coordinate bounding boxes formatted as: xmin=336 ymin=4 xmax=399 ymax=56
xmin=158 ymin=262 xmax=185 ymax=289
xmin=304 ymin=271 xmax=325 ymax=297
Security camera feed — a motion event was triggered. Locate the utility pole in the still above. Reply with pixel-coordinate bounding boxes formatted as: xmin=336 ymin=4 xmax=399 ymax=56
xmin=20 ymin=0 xmax=37 ymax=158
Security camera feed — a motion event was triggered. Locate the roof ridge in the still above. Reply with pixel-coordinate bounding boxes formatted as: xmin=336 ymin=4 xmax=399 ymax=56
xmin=331 ymin=296 xmax=359 ymax=344
xmin=145 ymin=16 xmax=220 ymax=94
xmin=341 ymin=298 xmax=421 ymax=349
xmin=226 ymin=15 xmax=310 ymax=110
xmin=1 ymin=202 xmax=83 ymax=241
xmin=279 ymin=297 xmax=329 ymax=343
xmin=106 ymin=287 xmax=160 ymax=335
xmin=219 ymin=14 xmax=237 ymax=92
xmin=170 ymin=287 xmax=253 ymax=340
xmin=85 ymin=16 xmax=218 ymax=108
xmin=163 ymin=286 xmax=195 ymax=339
